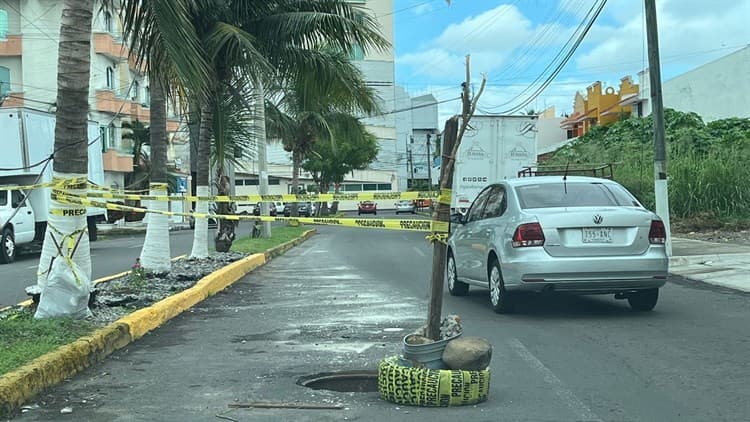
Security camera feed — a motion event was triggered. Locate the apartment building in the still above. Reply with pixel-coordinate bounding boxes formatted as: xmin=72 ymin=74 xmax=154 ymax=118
xmin=0 ymin=0 xmax=186 ymax=190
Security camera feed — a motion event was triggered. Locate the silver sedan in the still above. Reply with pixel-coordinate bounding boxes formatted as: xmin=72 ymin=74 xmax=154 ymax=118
xmin=447 ymin=176 xmax=668 ymax=313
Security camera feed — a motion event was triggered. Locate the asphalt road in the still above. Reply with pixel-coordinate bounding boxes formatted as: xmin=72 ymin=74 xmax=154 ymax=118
xmin=13 ymin=214 xmax=750 ymax=421
xmin=0 ymin=223 xmax=256 ymax=308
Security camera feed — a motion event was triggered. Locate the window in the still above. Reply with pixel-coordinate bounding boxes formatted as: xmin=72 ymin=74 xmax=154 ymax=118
xmin=106 ymin=67 xmax=115 ymax=89
xmin=132 ymin=80 xmax=139 ymax=102
xmin=268 ymin=177 xmax=280 ymax=186
xmin=103 ymin=11 xmax=112 ymax=33
xmin=0 ymin=9 xmax=8 ymax=39
xmin=0 ymin=66 xmax=9 ymax=97
xmin=144 ymin=86 xmax=150 ymax=106
xmin=11 ymin=191 xmax=25 ymax=208
xmin=516 ymin=183 xmax=636 ymax=209
xmin=234 ymin=179 xmax=244 ymax=186
xmin=363 ymin=183 xmax=378 ymax=191
xmin=377 ymin=183 xmax=392 ymax=191
xmin=100 ymin=124 xmax=116 ymax=150
xmin=482 ymin=186 xmax=507 ymax=219
xmin=466 ymin=187 xmax=492 ymax=223
xmin=0 ymin=191 xmax=7 ymax=206
xmin=343 ymin=184 xmax=361 ymax=192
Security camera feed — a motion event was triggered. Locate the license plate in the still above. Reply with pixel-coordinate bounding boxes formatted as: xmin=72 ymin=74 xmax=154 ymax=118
xmin=582 ymin=227 xmax=613 ymax=243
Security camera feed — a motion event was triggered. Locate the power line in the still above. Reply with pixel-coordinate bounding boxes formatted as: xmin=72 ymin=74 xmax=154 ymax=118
xmin=482 ymin=0 xmax=608 ymax=115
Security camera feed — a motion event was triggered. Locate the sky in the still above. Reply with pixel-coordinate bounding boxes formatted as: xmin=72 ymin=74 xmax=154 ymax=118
xmin=393 ymin=0 xmax=750 ymax=125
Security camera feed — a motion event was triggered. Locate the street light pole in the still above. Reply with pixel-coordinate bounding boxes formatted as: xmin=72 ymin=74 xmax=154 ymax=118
xmin=255 ymin=79 xmax=271 ymax=237
xmin=426 ymin=133 xmax=433 ymax=198
xmin=645 ymin=0 xmax=672 ymax=255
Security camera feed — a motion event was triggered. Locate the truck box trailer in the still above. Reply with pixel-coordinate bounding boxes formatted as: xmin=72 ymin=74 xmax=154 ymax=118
xmin=451 ymin=115 xmax=538 ymax=212
xmin=0 ymin=108 xmax=105 ymax=263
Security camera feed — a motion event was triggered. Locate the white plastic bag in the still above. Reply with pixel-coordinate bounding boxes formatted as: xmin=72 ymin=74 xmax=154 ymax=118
xmin=34 ymin=257 xmax=92 ymax=319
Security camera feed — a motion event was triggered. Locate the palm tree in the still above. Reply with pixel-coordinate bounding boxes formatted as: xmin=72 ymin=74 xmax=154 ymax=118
xmin=264 ymin=50 xmax=381 ymax=216
xmin=121 ymin=0 xmax=210 ymax=268
xmin=35 ymin=0 xmax=96 ymax=316
xmin=121 ymin=119 xmax=150 ymax=191
xmin=123 ymin=0 xmax=389 ymax=255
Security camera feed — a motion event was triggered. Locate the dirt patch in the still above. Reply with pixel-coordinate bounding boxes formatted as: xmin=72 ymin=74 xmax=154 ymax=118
xmin=672 ymin=216 xmax=750 ymax=246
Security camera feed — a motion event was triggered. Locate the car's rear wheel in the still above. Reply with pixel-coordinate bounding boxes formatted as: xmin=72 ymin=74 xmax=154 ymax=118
xmin=627 ymin=289 xmax=659 ymax=311
xmin=1 ymin=228 xmax=16 ymax=264
xmin=489 ymin=258 xmax=514 ymax=313
xmin=447 ymin=252 xmax=469 ymax=296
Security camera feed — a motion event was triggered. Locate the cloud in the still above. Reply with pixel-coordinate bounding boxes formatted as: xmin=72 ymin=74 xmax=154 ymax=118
xmin=412 ymin=3 xmax=433 ymax=15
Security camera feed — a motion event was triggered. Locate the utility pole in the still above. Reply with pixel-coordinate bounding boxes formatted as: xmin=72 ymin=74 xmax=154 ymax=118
xmin=645 ymin=0 xmax=672 ymax=255
xmin=426 ymin=134 xmax=433 ymax=197
xmin=407 ymin=135 xmax=414 ymax=189
xmin=426 ymin=54 xmax=486 ymax=340
xmin=255 ymin=79 xmax=271 ymax=237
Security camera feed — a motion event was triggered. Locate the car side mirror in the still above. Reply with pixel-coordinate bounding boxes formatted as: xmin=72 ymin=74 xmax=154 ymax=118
xmin=450 ymin=213 xmax=464 ymax=224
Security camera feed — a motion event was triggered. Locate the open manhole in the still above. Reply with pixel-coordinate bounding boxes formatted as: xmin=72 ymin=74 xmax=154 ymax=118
xmin=297 ymin=371 xmax=379 ymax=393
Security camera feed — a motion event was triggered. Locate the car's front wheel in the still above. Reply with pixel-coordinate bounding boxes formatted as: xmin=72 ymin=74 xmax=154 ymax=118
xmin=628 ymin=289 xmax=659 ymax=311
xmin=489 ymin=258 xmax=514 ymax=313
xmin=447 ymin=252 xmax=469 ymax=296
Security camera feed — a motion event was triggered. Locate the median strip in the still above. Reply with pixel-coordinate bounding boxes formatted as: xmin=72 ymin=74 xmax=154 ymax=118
xmin=0 ymin=229 xmax=315 ymax=418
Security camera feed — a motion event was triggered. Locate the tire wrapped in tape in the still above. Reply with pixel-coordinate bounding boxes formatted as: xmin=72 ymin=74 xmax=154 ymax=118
xmin=378 ymin=356 xmax=490 ymax=407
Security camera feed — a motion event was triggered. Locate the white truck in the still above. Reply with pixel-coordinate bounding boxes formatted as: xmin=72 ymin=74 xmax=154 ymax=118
xmin=0 ymin=108 xmax=105 ymax=264
xmin=451 ymin=115 xmax=538 ymax=212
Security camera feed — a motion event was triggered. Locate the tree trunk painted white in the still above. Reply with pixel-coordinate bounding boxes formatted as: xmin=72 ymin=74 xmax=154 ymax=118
xmin=37 ymin=172 xmax=91 ymax=288
xmin=139 ymin=183 xmax=171 ymax=273
xmin=190 ymin=185 xmax=210 ymax=259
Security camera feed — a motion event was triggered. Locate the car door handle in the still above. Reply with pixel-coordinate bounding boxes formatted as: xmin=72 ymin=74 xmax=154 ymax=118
xmin=27 ymin=211 xmax=32 ymax=215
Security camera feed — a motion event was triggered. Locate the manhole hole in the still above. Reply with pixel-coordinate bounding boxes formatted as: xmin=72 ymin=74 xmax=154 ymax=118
xmin=297 ymin=371 xmax=379 ymax=393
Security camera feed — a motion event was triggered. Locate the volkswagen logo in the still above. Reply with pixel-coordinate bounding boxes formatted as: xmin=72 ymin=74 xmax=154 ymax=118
xmin=593 ymin=214 xmax=604 ymax=225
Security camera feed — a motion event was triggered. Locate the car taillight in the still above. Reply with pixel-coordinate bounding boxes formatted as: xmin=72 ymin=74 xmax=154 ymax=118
xmin=512 ymin=223 xmax=545 ymax=248
xmin=649 ymin=220 xmax=667 ymax=244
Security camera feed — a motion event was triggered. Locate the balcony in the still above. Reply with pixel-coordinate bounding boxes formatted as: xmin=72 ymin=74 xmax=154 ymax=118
xmin=0 ymin=35 xmax=22 ymax=56
xmin=94 ymin=32 xmax=128 ymax=61
xmin=102 ymin=149 xmax=134 ymax=173
xmin=96 ymin=90 xmax=130 ymax=115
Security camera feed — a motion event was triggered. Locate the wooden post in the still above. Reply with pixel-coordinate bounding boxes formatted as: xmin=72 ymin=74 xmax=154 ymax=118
xmin=426 ymin=117 xmax=459 ymax=340
xmin=426 ymin=55 xmax=487 ymax=340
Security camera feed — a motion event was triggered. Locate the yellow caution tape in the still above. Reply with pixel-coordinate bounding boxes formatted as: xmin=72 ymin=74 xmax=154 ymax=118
xmin=0 ymin=177 xmax=87 ymax=192
xmin=50 ymin=192 xmax=450 ymax=233
xmin=57 ymin=188 xmax=454 ymax=205
xmin=378 ymin=356 xmax=490 ymax=407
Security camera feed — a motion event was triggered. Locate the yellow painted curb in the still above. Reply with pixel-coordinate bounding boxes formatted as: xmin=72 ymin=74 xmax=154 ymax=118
xmin=0 ymin=323 xmax=131 ymax=417
xmin=0 ymin=233 xmax=314 ymax=417
xmin=119 ymin=253 xmax=265 ymax=340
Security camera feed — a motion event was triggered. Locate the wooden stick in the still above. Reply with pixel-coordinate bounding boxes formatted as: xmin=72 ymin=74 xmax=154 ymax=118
xmin=228 ymin=402 xmax=344 ymax=410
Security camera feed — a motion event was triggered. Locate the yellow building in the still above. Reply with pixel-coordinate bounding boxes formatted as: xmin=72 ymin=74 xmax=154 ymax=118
xmin=561 ymin=76 xmax=640 ymax=139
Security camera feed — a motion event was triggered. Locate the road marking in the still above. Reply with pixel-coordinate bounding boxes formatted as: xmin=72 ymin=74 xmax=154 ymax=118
xmin=509 ymin=338 xmax=602 ymax=422
xmin=26 ymin=265 xmax=37 ymax=270
xmin=299 ymin=247 xmax=319 ymax=256
xmin=128 ymin=244 xmax=142 ymax=249
xmin=412 ymin=246 xmax=426 ymax=257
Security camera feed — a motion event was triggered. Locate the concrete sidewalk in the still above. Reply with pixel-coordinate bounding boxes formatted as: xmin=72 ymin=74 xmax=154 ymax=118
xmin=670 ymin=237 xmax=750 ymax=292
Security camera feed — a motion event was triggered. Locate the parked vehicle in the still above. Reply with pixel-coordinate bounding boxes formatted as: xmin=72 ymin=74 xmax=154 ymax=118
xmin=283 ymin=202 xmax=312 ymax=217
xmin=188 ymin=203 xmax=218 ymax=229
xmin=446 ymin=176 xmax=668 ymax=313
xmin=394 ymin=200 xmax=416 ymax=214
xmin=0 ymin=108 xmax=105 ymax=264
xmin=253 ymin=202 xmax=277 ymax=216
xmin=451 ymin=115 xmax=538 ymax=213
xmin=358 ymin=201 xmax=377 ymax=215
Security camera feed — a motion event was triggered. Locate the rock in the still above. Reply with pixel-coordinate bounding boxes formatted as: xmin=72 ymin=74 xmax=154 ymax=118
xmin=442 ymin=337 xmax=492 ymax=371
xmin=60 ymin=406 xmax=73 ymax=414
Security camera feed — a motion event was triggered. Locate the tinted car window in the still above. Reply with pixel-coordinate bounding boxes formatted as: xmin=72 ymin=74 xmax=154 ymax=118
xmin=466 ymin=187 xmax=492 ymax=222
xmin=482 ymin=186 xmax=506 ymax=219
xmin=516 ymin=182 xmax=635 ymax=209
xmin=0 ymin=191 xmax=7 ymax=206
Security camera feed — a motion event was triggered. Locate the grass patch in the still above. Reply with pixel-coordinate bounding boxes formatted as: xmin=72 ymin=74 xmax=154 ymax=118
xmin=231 ymin=225 xmax=309 ymax=255
xmin=0 ymin=309 xmax=96 ymax=376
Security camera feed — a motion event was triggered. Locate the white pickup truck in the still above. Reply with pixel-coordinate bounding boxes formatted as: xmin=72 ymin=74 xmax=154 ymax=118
xmin=0 ymin=108 xmax=105 ymax=264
